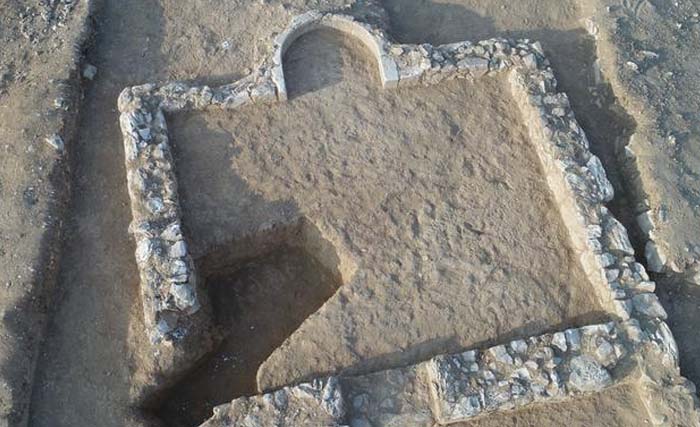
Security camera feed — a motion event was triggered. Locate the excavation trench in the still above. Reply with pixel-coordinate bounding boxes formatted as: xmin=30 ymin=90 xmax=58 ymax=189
xmin=146 ymin=219 xmax=348 ymax=427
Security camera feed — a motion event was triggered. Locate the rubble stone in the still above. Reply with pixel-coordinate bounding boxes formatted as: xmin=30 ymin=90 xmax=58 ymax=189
xmin=200 ymin=377 xmax=346 ymax=427
xmin=82 ymin=63 xmax=97 ymax=80
xmin=645 ymin=241 xmax=667 ymax=272
xmin=343 ymin=366 xmax=433 ymax=427
xmin=603 ymin=215 xmax=635 ymax=255
xmin=632 ymin=294 xmax=668 ymax=319
xmin=425 ymin=324 xmax=623 ymax=425
xmin=45 ymin=134 xmax=64 ymax=152
xmin=567 ymin=355 xmax=612 ymax=392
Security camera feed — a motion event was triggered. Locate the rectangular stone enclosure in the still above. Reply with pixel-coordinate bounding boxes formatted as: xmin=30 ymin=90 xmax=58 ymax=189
xmin=117 ymin=10 xmax=687 ymax=427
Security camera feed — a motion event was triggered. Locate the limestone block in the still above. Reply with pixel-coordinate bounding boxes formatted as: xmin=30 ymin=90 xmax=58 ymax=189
xmin=603 ymin=215 xmax=635 ymax=256
xmin=645 ymin=241 xmax=667 ymax=272
xmin=586 ymin=156 xmax=614 ymax=202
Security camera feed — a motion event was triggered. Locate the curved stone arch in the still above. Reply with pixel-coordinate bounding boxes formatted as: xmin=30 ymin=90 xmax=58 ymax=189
xmin=270 ymin=11 xmax=399 ymax=101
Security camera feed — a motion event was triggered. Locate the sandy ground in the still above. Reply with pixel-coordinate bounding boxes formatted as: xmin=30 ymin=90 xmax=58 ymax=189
xmin=587 ymin=0 xmax=700 ymax=273
xmin=0 ymin=0 xmax=694 ymax=426
xmin=0 ymin=0 xmax=90 ymax=424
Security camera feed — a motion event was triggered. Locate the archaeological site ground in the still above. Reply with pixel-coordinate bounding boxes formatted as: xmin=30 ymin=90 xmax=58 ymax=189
xmin=1 ymin=1 xmax=700 ymax=426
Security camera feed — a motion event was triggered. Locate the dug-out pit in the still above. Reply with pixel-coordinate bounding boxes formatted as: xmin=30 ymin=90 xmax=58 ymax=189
xmin=155 ymin=29 xmax=611 ymax=426
xmin=153 ymin=218 xmax=346 ymax=426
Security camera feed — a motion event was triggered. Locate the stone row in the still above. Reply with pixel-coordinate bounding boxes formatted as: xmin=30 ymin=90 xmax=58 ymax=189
xmin=198 ymin=321 xmax=663 ymax=426
xmin=507 ymin=65 xmax=668 ymax=325
xmin=117 ymin=90 xmax=201 ymax=344
xmin=117 ymin=14 xmax=549 ymax=114
xmin=500 ymin=63 xmax=700 ymax=419
xmin=200 ymin=377 xmax=346 ymax=427
xmin=388 ymin=37 xmax=544 ymax=87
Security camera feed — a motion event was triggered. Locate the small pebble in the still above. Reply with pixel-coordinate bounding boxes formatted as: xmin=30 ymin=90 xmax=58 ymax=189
xmin=82 ymin=63 xmax=97 ymax=80
xmin=45 ymin=134 xmax=64 ymax=152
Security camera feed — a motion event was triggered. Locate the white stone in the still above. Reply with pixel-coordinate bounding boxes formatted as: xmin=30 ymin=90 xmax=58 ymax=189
xmin=250 ymin=80 xmax=277 ymax=103
xmin=153 ymin=316 xmax=175 ymax=341
xmin=633 ymin=281 xmax=656 ymax=293
xmin=161 ymin=222 xmax=182 ymax=241
xmin=631 ymin=262 xmax=650 ymax=281
xmin=594 ymin=338 xmax=617 ymax=366
xmin=653 ymin=322 xmax=679 ymax=365
xmin=524 ymin=360 xmax=539 ymax=371
xmin=82 ymin=64 xmax=97 ymax=80
xmin=605 ymin=268 xmax=620 ymax=282
xmin=170 ymin=259 xmax=188 ymax=277
xmin=645 ymin=241 xmax=667 ymax=272
xmin=509 ymin=340 xmax=528 ymax=354
xmin=456 ymin=57 xmax=489 ymax=77
xmin=623 ymin=319 xmax=644 ymax=343
xmin=565 ymin=329 xmax=581 ymax=352
xmin=599 ymin=253 xmax=616 ymax=267
xmin=146 ymin=197 xmax=165 ymax=214
xmin=169 ymin=240 xmax=187 ymax=258
xmin=552 ymin=107 xmax=566 ymax=117
xmin=135 ymin=239 xmax=154 ymax=264
xmin=390 ymin=46 xmax=404 ymax=56
xmin=461 ymin=350 xmax=477 ymax=363
xmin=586 ymin=156 xmax=614 ymax=202
xmin=489 ymin=345 xmax=514 ymax=365
xmin=567 ymin=355 xmax=612 ymax=393
xmin=45 ymin=134 xmax=64 ymax=152
xmin=521 ymin=53 xmax=538 ymax=69
xmin=632 ymin=293 xmax=667 ymax=319
xmin=603 ymin=216 xmax=635 ymax=255
xmin=170 ymin=283 xmax=198 ymax=312
xmin=551 ymin=332 xmax=567 ymax=352
xmin=137 ymin=127 xmax=151 ymax=141
xmin=637 ymin=211 xmax=656 ymax=235
xmin=612 ymin=299 xmax=633 ymax=320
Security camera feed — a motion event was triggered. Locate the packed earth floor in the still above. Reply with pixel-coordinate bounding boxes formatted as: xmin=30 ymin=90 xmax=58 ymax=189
xmin=161 ymin=32 xmax=604 ymax=425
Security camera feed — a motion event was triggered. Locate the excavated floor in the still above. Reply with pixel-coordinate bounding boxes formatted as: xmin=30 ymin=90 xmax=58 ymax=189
xmin=153 ymin=243 xmax=344 ymax=426
xmin=158 ymin=29 xmax=610 ymax=425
